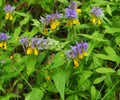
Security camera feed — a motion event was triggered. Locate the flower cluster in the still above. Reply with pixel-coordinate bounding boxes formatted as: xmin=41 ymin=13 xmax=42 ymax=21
xmin=65 ymin=1 xmax=81 ymax=26
xmin=4 ymin=5 xmax=15 ymax=20
xmin=39 ymin=1 xmax=103 ymax=34
xmin=39 ymin=12 xmax=62 ymax=34
xmin=20 ymin=37 xmax=63 ymax=55
xmin=90 ymin=7 xmax=103 ymax=25
xmin=66 ymin=42 xmax=88 ymax=68
xmin=4 ymin=4 xmax=15 ymax=20
xmin=0 ymin=33 xmax=9 ymax=50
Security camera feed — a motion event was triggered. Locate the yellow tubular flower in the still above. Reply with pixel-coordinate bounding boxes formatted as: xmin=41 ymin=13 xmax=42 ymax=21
xmin=3 ymin=42 xmax=7 ymax=50
xmin=78 ymin=54 xmax=83 ymax=59
xmin=73 ymin=19 xmax=80 ymax=25
xmin=5 ymin=12 xmax=10 ymax=20
xmin=73 ymin=58 xmax=79 ymax=68
xmin=56 ymin=20 xmax=60 ymax=26
xmin=9 ymin=14 xmax=13 ymax=20
xmin=51 ymin=21 xmax=60 ymax=30
xmin=51 ymin=22 xmax=56 ymax=30
xmin=34 ymin=48 xmax=39 ymax=56
xmin=98 ymin=18 xmax=101 ymax=25
xmin=0 ymin=42 xmax=4 ymax=48
xmin=90 ymin=17 xmax=96 ymax=24
xmin=76 ymin=9 xmax=81 ymax=13
xmin=82 ymin=51 xmax=88 ymax=57
xmin=26 ymin=47 xmax=33 ymax=55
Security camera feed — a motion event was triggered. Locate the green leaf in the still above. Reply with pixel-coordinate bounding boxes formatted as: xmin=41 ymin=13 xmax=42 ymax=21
xmin=13 ymin=27 xmax=21 ymax=39
xmin=52 ymin=70 xmax=66 ymax=100
xmin=25 ymin=88 xmax=44 ymax=100
xmin=78 ymin=71 xmax=93 ymax=85
xmin=0 ymin=84 xmax=5 ymax=93
xmin=95 ymin=53 xmax=120 ymax=64
xmin=0 ymin=93 xmax=19 ymax=100
xmin=75 ymin=95 xmax=79 ymax=100
xmin=21 ymin=27 xmax=39 ymax=38
xmin=29 ymin=27 xmax=39 ymax=38
xmin=39 ymin=0 xmax=54 ymax=12
xmin=20 ymin=16 xmax=30 ymax=26
xmin=104 ymin=25 xmax=120 ymax=34
xmin=104 ymin=46 xmax=120 ymax=64
xmin=31 ymin=19 xmax=41 ymax=27
xmin=95 ymin=54 xmax=111 ymax=60
xmin=94 ymin=75 xmax=107 ymax=84
xmin=105 ymin=75 xmax=113 ymax=88
xmin=25 ymin=55 xmax=37 ymax=75
xmin=0 ymin=72 xmax=18 ymax=82
xmin=0 ymin=0 xmax=3 ymax=6
xmin=58 ymin=0 xmax=68 ymax=5
xmin=50 ymin=52 xmax=64 ymax=69
xmin=115 ymin=36 xmax=120 ymax=44
xmin=86 ymin=42 xmax=96 ymax=62
xmin=117 ymin=69 xmax=120 ymax=76
xmin=80 ymin=31 xmax=108 ymax=42
xmin=15 ymin=11 xmax=28 ymax=17
xmin=95 ymin=67 xmax=115 ymax=73
xmin=106 ymin=5 xmax=112 ymax=16
xmin=91 ymin=85 xmax=97 ymax=100
xmin=37 ymin=51 xmax=48 ymax=66
xmin=66 ymin=95 xmax=75 ymax=100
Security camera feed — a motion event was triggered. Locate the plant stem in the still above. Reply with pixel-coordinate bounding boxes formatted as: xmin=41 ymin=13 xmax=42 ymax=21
xmin=11 ymin=65 xmax=33 ymax=90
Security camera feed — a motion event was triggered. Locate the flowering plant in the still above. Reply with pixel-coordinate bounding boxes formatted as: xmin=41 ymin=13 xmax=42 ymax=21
xmin=0 ymin=0 xmax=120 ymax=100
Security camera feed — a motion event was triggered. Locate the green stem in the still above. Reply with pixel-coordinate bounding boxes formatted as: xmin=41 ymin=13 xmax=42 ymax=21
xmin=101 ymin=80 xmax=120 ymax=100
xmin=96 ymin=64 xmax=119 ymax=100
xmin=11 ymin=65 xmax=32 ymax=90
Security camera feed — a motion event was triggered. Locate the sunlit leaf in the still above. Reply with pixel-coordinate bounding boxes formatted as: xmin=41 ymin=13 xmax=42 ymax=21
xmin=25 ymin=88 xmax=44 ymax=100
xmin=52 ymin=70 xmax=66 ymax=100
xmin=25 ymin=55 xmax=37 ymax=75
xmin=94 ymin=75 xmax=107 ymax=84
xmin=91 ymin=85 xmax=97 ymax=100
xmin=106 ymin=5 xmax=112 ymax=16
xmin=95 ymin=67 xmax=115 ymax=73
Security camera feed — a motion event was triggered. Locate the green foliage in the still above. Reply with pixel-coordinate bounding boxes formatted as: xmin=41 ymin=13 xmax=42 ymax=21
xmin=52 ymin=70 xmax=66 ymax=100
xmin=25 ymin=88 xmax=44 ymax=100
xmin=0 ymin=0 xmax=120 ymax=100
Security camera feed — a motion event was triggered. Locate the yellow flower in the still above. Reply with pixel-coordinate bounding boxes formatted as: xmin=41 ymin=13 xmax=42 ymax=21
xmin=34 ymin=48 xmax=39 ymax=56
xmin=90 ymin=17 xmax=96 ymax=24
xmin=5 ymin=12 xmax=13 ymax=20
xmin=0 ymin=42 xmax=4 ymax=48
xmin=0 ymin=41 xmax=7 ymax=50
xmin=73 ymin=58 xmax=79 ymax=68
xmin=73 ymin=19 xmax=80 ymax=25
xmin=26 ymin=47 xmax=33 ymax=55
xmin=82 ymin=51 xmax=88 ymax=57
xmin=67 ymin=19 xmax=80 ymax=26
xmin=76 ymin=9 xmax=81 ymax=13
xmin=3 ymin=42 xmax=7 ymax=50
xmin=78 ymin=54 xmax=83 ymax=59
xmin=50 ymin=21 xmax=60 ymax=30
xmin=98 ymin=18 xmax=101 ymax=25
xmin=9 ymin=15 xmax=13 ymax=20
